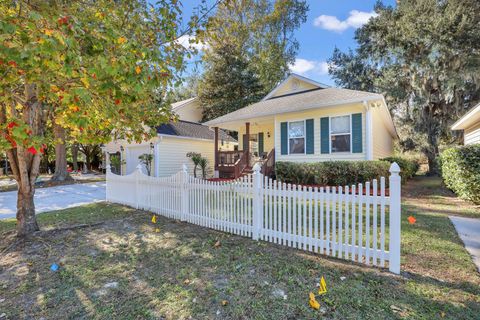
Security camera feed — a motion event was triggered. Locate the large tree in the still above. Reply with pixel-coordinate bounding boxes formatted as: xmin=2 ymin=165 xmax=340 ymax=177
xmin=0 ymin=0 xmax=193 ymax=236
xmin=198 ymin=0 xmax=308 ymax=121
xmin=329 ymin=0 xmax=480 ymax=174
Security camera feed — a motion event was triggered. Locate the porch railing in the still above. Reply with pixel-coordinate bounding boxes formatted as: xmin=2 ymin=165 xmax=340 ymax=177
xmin=261 ymin=148 xmax=275 ymax=177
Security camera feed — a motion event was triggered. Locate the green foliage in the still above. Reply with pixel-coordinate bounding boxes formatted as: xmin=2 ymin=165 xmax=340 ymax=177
xmin=198 ymin=0 xmax=308 ymax=121
xmin=381 ymin=156 xmax=419 ymax=180
xmin=198 ymin=44 xmax=264 ymax=122
xmin=275 ymin=161 xmax=391 ymax=186
xmin=186 ymin=151 xmax=202 ymax=178
xmin=328 ymin=0 xmax=480 ymax=174
xmin=440 ymin=145 xmax=480 ymax=204
xmin=138 ymin=153 xmax=154 ymax=176
xmin=198 ymin=157 xmax=208 ymax=179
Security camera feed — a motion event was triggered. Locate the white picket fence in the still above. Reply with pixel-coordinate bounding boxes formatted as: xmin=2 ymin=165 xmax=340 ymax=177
xmin=106 ymin=162 xmax=401 ymax=274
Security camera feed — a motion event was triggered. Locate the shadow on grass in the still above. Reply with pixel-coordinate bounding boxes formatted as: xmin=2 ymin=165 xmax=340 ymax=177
xmin=1 ymin=208 xmax=479 ymax=319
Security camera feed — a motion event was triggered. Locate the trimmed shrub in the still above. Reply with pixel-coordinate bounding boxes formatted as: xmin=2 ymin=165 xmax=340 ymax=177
xmin=381 ymin=156 xmax=419 ymax=180
xmin=440 ymin=145 xmax=480 ymax=204
xmin=275 ymin=161 xmax=391 ymax=186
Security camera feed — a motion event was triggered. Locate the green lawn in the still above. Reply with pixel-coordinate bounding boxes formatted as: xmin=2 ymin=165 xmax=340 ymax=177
xmin=0 ymin=176 xmax=479 ymax=319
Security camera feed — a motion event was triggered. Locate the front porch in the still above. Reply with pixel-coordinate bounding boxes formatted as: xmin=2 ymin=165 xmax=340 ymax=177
xmin=213 ymin=121 xmax=275 ymax=179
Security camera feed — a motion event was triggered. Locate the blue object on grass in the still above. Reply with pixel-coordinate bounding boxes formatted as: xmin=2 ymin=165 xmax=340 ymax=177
xmin=50 ymin=263 xmax=59 ymax=272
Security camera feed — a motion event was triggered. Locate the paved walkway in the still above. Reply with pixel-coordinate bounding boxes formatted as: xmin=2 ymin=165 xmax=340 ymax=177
xmin=449 ymin=216 xmax=480 ymax=272
xmin=0 ymin=182 xmax=106 ymax=219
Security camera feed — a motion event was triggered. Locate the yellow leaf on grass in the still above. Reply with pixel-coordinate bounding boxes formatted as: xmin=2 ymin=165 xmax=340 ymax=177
xmin=117 ymin=37 xmax=127 ymax=44
xmin=309 ymin=292 xmax=320 ymax=310
xmin=221 ymin=300 xmax=228 ymax=306
xmin=44 ymin=29 xmax=54 ymax=36
xmin=155 ymin=228 xmax=160 ymax=233
xmin=318 ymin=276 xmax=327 ymax=295
xmin=214 ymin=240 xmax=221 ymax=248
xmin=135 ymin=66 xmax=142 ymax=74
xmin=151 ymin=215 xmax=157 ymax=224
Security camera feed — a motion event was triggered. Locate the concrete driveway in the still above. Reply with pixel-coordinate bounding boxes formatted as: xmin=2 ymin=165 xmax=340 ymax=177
xmin=0 ymin=182 xmax=106 ymax=219
xmin=450 ymin=215 xmax=480 ymax=273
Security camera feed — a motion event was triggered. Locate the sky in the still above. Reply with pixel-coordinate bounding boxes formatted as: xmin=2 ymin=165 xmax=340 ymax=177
xmin=177 ymin=0 xmax=397 ymax=86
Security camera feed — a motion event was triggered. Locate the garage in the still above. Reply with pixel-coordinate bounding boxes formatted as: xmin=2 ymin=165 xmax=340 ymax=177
xmin=125 ymin=145 xmax=151 ymax=175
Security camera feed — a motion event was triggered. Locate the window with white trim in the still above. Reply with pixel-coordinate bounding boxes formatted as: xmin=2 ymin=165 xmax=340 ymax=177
xmin=331 ymin=115 xmax=351 ymax=153
xmin=288 ymin=121 xmax=305 ymax=154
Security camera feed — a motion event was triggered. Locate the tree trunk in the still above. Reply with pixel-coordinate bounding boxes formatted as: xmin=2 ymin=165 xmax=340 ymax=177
xmin=72 ymin=143 xmax=79 ymax=172
xmin=16 ymin=187 xmax=39 ymax=236
xmin=51 ymin=124 xmax=72 ymax=181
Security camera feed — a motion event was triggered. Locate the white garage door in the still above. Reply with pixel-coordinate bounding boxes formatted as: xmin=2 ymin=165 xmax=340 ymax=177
xmin=126 ymin=145 xmax=150 ymax=175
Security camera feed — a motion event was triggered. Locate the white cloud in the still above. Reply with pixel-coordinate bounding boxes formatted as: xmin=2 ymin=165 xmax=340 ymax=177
xmin=313 ymin=10 xmax=377 ymax=33
xmin=176 ymin=35 xmax=208 ymax=51
xmin=289 ymin=59 xmax=330 ymax=76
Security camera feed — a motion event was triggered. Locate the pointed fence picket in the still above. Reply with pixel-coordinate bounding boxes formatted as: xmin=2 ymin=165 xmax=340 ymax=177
xmin=106 ymin=162 xmax=402 ymax=274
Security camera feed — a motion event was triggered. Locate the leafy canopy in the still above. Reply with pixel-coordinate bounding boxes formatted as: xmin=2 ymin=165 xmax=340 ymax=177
xmin=0 ymin=0 xmax=188 ymax=152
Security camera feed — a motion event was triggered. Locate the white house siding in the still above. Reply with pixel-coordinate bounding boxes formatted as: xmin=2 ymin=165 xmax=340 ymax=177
xmin=156 ymin=137 xmax=215 ymax=178
xmin=464 ymin=122 xmax=480 ymax=145
xmin=372 ymin=107 xmax=394 ymax=159
xmin=274 ymin=103 xmax=367 ymax=163
xmin=173 ymin=99 xmax=203 ymax=123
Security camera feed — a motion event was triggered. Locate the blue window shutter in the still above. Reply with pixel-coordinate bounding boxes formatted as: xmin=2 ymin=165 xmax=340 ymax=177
xmin=306 ymin=119 xmax=314 ymax=154
xmin=352 ymin=113 xmax=363 ymax=153
xmin=320 ymin=117 xmax=329 ymax=154
xmin=258 ymin=132 xmax=264 ymax=155
xmin=281 ymin=122 xmax=288 ymax=155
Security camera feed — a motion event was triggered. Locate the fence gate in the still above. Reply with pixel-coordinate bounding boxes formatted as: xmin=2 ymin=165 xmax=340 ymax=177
xmin=106 ymin=163 xmax=401 ymax=274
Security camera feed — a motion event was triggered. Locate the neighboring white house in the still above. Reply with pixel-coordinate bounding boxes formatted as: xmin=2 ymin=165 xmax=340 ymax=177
xmin=451 ymin=102 xmax=480 ymax=145
xmin=205 ymin=74 xmax=398 ymax=178
xmin=103 ymin=97 xmax=236 ymax=177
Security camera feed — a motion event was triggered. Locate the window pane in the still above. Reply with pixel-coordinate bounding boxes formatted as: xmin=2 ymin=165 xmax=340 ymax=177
xmin=289 ymin=138 xmax=305 ymax=154
xmin=331 ymin=134 xmax=350 ymax=152
xmin=331 ymin=116 xmax=350 ymax=134
xmin=289 ymin=121 xmax=304 ymax=138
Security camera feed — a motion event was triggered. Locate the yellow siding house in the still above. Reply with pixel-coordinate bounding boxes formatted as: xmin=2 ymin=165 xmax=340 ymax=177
xmin=205 ymin=74 xmax=397 ymax=178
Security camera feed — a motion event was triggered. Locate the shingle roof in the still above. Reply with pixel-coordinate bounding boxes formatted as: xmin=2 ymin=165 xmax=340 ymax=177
xmin=156 ymin=120 xmax=236 ymax=142
xmin=205 ymin=87 xmax=383 ymax=126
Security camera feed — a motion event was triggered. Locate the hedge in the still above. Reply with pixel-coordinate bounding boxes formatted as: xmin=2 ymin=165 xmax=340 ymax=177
xmin=380 ymin=156 xmax=419 ymax=180
xmin=440 ymin=144 xmax=480 ymax=204
xmin=275 ymin=161 xmax=391 ymax=186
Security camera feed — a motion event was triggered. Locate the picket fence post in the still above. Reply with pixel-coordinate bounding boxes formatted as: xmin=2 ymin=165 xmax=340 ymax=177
xmin=181 ymin=164 xmax=189 ymax=221
xmin=135 ymin=163 xmax=143 ymax=209
xmin=388 ymin=162 xmax=401 ymax=274
xmin=252 ymin=163 xmax=263 ymax=240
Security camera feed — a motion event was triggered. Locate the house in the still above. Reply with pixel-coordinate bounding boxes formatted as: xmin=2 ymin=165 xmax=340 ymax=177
xmin=205 ymin=74 xmax=397 ymax=178
xmin=451 ymin=103 xmax=480 ymax=145
xmin=103 ymin=97 xmax=237 ymax=177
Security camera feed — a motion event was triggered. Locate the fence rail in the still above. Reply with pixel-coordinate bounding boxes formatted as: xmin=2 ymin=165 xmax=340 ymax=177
xmin=106 ymin=162 xmax=401 ymax=274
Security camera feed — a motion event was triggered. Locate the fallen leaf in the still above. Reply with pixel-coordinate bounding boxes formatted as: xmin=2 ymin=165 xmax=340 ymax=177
xmin=117 ymin=37 xmax=127 ymax=44
xmin=221 ymin=300 xmax=228 ymax=306
xmin=183 ymin=279 xmax=190 ymax=285
xmin=309 ymin=293 xmax=320 ymax=310
xmin=408 ymin=216 xmax=416 ymax=224
xmin=155 ymin=228 xmax=160 ymax=233
xmin=135 ymin=66 xmax=142 ymax=74
xmin=214 ymin=240 xmax=221 ymax=248
xmin=318 ymin=276 xmax=327 ymax=295
xmin=151 ymin=215 xmax=157 ymax=224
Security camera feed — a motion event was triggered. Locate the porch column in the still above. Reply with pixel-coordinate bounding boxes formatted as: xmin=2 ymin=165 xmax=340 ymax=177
xmin=364 ymin=101 xmax=373 ymax=160
xmin=245 ymin=122 xmax=250 ymax=167
xmin=214 ymin=127 xmax=219 ymax=177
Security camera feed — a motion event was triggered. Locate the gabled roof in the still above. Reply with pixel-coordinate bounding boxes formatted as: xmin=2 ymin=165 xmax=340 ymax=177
xmin=171 ymin=97 xmax=197 ymax=110
xmin=452 ymin=103 xmax=480 ymax=130
xmin=205 ymin=87 xmax=383 ymax=126
xmin=262 ymin=73 xmax=329 ymax=101
xmin=156 ymin=120 xmax=236 ymax=142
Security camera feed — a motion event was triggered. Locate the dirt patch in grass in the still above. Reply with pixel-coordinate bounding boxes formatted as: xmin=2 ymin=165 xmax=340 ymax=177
xmin=1 ymin=181 xmax=479 ymax=320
